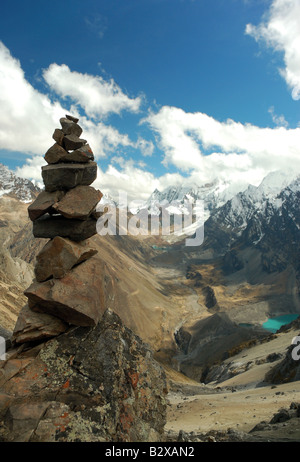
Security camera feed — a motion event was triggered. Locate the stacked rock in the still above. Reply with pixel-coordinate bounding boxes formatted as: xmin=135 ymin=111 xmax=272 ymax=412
xmin=13 ymin=116 xmax=105 ymax=343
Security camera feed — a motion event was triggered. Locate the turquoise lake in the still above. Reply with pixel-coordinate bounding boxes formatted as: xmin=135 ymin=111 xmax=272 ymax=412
xmin=262 ymin=314 xmax=299 ymax=333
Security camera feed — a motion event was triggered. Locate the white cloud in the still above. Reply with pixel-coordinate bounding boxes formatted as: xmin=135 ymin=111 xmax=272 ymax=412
xmin=268 ymin=106 xmax=289 ymax=127
xmin=135 ymin=137 xmax=154 ymax=157
xmin=92 ymin=158 xmax=190 ymax=203
xmin=0 ymin=41 xmax=66 ymax=154
xmin=0 ymin=41 xmax=152 ymax=179
xmin=43 ymin=63 xmax=142 ymax=118
xmin=246 ymin=0 xmax=300 ymax=100
xmin=93 ymin=161 xmax=160 ymax=202
xmin=15 ymin=155 xmax=45 ymax=186
xmin=78 ymin=117 xmax=136 ymax=158
xmin=143 ymin=105 xmax=300 ymax=187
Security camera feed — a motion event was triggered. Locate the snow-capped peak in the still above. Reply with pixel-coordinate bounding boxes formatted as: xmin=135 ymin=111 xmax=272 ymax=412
xmin=0 ymin=163 xmax=39 ymax=203
xmin=141 ymin=177 xmax=250 ymax=221
xmin=210 ymin=169 xmax=300 ymax=235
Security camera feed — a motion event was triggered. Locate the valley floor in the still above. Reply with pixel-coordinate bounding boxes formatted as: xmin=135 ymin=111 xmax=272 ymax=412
xmin=164 ymin=326 xmax=300 ymax=442
xmin=166 ymin=381 xmax=300 ymax=440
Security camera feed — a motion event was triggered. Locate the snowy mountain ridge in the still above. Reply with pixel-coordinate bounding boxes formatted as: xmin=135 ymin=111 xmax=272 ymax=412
xmin=0 ymin=163 xmax=40 ymax=203
xmin=210 ymin=170 xmax=300 ymax=235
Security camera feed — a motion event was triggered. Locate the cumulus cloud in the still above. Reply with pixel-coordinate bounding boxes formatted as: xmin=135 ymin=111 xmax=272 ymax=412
xmin=15 ymin=155 xmax=45 ymax=186
xmin=43 ymin=63 xmax=142 ymax=118
xmin=92 ymin=158 xmax=190 ymax=203
xmin=0 ymin=41 xmax=66 ymax=154
xmin=93 ymin=161 xmax=160 ymax=203
xmin=0 ymin=41 xmax=153 ymax=186
xmin=143 ymin=105 xmax=300 ymax=187
xmin=245 ymin=0 xmax=300 ymax=100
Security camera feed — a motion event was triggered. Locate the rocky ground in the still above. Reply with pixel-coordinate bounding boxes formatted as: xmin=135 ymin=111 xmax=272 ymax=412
xmin=165 ymin=382 xmax=300 ymax=441
xmin=164 ymin=324 xmax=300 ymax=442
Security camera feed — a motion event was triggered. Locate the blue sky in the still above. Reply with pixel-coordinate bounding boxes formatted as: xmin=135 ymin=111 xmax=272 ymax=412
xmin=0 ymin=0 xmax=299 ymax=200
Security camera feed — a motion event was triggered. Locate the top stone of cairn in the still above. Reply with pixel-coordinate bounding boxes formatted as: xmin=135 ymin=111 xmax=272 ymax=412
xmin=65 ymin=114 xmax=79 ymax=123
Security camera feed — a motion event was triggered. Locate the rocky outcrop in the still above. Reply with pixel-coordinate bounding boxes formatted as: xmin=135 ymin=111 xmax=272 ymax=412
xmin=203 ymin=285 xmax=218 ymax=310
xmin=0 ymin=309 xmax=167 ymax=442
xmin=265 ymin=341 xmax=300 ymax=384
xmin=222 ymin=248 xmax=244 ymax=275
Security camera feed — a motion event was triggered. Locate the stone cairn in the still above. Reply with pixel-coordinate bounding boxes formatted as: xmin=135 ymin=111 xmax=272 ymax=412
xmin=12 ymin=115 xmax=105 ymax=344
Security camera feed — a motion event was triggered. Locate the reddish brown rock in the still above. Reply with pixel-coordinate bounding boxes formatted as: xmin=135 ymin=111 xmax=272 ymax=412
xmin=34 ymin=236 xmax=97 ymax=282
xmin=45 ymin=144 xmax=94 ymax=164
xmin=52 ymin=129 xmax=65 ymax=146
xmin=66 ymin=144 xmax=94 ymax=163
xmin=44 ymin=143 xmax=69 ymax=164
xmin=42 ymin=162 xmax=97 ymax=192
xmin=12 ymin=304 xmax=68 ymax=344
xmin=25 ymin=257 xmax=106 ymax=326
xmin=28 ymin=190 xmax=65 ymax=221
xmin=52 ymin=186 xmax=102 ymax=220
xmin=63 ymin=134 xmax=87 ymax=151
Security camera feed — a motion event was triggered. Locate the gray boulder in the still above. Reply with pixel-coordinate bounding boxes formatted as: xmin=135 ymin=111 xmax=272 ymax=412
xmin=32 ymin=215 xmax=98 ymax=241
xmin=42 ymin=162 xmax=97 ymax=192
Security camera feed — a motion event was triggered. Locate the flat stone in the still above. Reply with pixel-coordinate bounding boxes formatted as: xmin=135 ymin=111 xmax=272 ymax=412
xmin=67 ymin=144 xmax=94 ymax=163
xmin=45 ymin=144 xmax=94 ymax=164
xmin=44 ymin=143 xmax=69 ymax=164
xmin=45 ymin=143 xmax=94 ymax=164
xmin=52 ymin=129 xmax=64 ymax=146
xmin=25 ymin=258 xmax=106 ymax=327
xmin=41 ymin=162 xmax=97 ymax=192
xmin=32 ymin=215 xmax=98 ymax=241
xmin=65 ymin=114 xmax=79 ymax=123
xmin=28 ymin=190 xmax=65 ymax=221
xmin=34 ymin=236 xmax=98 ymax=282
xmin=12 ymin=304 xmax=68 ymax=344
xmin=60 ymin=118 xmax=82 ymax=137
xmin=52 ymin=186 xmax=102 ymax=220
xmin=63 ymin=134 xmax=87 ymax=151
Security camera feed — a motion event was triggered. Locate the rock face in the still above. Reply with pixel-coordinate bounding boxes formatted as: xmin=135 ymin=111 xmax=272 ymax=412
xmin=265 ymin=342 xmax=300 ymax=384
xmin=0 ymin=309 xmax=168 ymax=442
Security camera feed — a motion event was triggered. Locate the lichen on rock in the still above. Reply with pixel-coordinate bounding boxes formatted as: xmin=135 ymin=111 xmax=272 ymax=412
xmin=0 ymin=309 xmax=168 ymax=442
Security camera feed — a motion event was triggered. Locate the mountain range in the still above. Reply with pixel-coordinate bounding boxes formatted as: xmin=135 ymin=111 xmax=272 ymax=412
xmin=1 ymin=162 xmax=300 ymax=441
xmin=0 ymin=163 xmax=40 ymax=203
xmin=0 ymin=163 xmax=299 ymax=364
